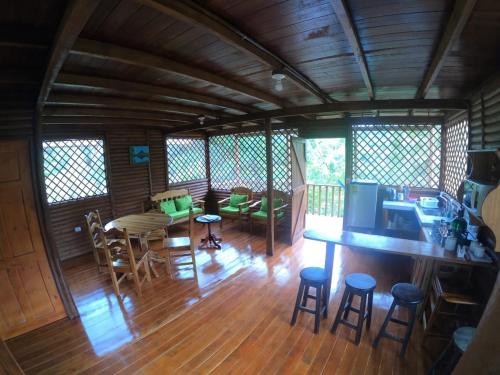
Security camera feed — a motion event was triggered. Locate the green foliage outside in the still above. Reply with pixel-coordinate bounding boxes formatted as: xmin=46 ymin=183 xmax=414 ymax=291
xmin=305 ymin=138 xmax=345 ymax=217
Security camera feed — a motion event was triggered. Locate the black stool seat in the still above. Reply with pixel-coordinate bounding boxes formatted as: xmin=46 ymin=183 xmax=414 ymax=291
xmin=346 ymin=273 xmax=376 ymax=291
xmin=331 ymin=273 xmax=376 ymax=345
xmin=374 ymin=282 xmax=424 ymax=357
xmin=392 ymin=283 xmax=424 ymax=305
xmin=291 ymin=267 xmax=329 ymax=334
xmin=300 ymin=267 xmax=329 ymax=283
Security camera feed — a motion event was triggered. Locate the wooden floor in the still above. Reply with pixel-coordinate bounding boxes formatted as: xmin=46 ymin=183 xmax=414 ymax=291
xmin=7 ymin=218 xmax=430 ymax=374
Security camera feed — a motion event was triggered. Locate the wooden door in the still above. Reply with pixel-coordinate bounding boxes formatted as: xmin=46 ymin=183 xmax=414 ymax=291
xmin=0 ymin=139 xmax=65 ymax=339
xmin=290 ymin=138 xmax=307 ymax=244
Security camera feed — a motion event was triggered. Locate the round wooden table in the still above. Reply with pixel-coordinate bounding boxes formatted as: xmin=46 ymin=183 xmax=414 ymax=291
xmin=105 ymin=213 xmax=173 ymax=277
xmin=195 ymin=214 xmax=222 ymax=249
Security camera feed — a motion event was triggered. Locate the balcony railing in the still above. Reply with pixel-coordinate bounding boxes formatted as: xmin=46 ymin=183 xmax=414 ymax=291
xmin=307 ymin=184 xmax=344 ymax=217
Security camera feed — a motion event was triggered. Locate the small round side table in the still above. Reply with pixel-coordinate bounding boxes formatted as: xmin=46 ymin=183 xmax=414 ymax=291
xmin=195 ymin=214 xmax=222 ymax=249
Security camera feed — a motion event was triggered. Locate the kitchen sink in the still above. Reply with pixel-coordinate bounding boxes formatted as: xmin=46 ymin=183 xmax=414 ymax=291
xmin=418 ymin=207 xmax=442 ymax=216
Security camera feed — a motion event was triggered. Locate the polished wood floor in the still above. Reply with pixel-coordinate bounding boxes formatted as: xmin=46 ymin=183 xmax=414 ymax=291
xmin=7 ymin=218 xmax=430 ymax=374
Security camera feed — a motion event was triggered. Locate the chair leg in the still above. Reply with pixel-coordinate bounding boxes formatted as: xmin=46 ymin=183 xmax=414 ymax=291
xmin=131 ymin=268 xmax=142 ymax=297
xmin=367 ymin=290 xmax=374 ymax=330
xmin=373 ymin=299 xmax=396 ymax=348
xmin=322 ymin=281 xmax=328 ymax=318
xmin=302 ymin=285 xmax=310 ymax=306
xmin=400 ymin=305 xmax=417 ymax=357
xmin=428 ymin=338 xmax=453 ymax=375
xmin=143 ymin=254 xmax=152 ymax=283
xmin=331 ymin=287 xmax=350 ymax=333
xmin=343 ymin=293 xmax=354 ymax=320
xmin=190 ymin=246 xmax=198 ymax=279
xmin=109 ymin=269 xmax=121 ymax=299
xmin=355 ymin=293 xmax=367 ymax=345
xmin=314 ymin=285 xmax=322 ymax=334
xmin=291 ymin=280 xmax=305 ymax=326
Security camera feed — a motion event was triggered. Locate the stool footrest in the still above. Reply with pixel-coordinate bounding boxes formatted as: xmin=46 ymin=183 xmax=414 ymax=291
xmin=380 ymin=332 xmax=404 ymax=343
xmin=339 ymin=320 xmax=358 ymax=330
xmin=390 ymin=317 xmax=409 ymax=326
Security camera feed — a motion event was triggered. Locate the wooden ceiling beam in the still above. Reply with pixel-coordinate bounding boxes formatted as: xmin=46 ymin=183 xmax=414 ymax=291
xmin=46 ymin=93 xmax=224 ymax=118
xmin=71 ymin=38 xmax=285 ymax=108
xmin=54 ymin=73 xmax=256 ymax=114
xmin=43 ymin=107 xmax=193 ymax=123
xmin=416 ymin=0 xmax=478 ymax=99
xmin=36 ymin=0 xmax=101 ymax=112
xmin=42 ymin=116 xmax=175 ymax=128
xmin=138 ymin=0 xmax=334 ymax=104
xmin=168 ymin=99 xmax=468 ymax=133
xmin=330 ymin=0 xmax=374 ymax=100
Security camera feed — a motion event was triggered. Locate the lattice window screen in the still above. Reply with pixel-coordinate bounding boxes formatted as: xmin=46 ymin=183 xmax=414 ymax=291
xmin=166 ymin=138 xmax=206 ymax=183
xmin=443 ymin=119 xmax=469 ymax=198
xmin=209 ymin=129 xmax=297 ymax=192
xmin=352 ymin=124 xmax=442 ymax=188
xmin=43 ymin=139 xmax=108 ymax=204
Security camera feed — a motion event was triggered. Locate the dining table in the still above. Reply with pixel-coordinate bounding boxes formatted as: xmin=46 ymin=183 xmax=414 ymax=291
xmin=104 ymin=212 xmax=173 ymax=277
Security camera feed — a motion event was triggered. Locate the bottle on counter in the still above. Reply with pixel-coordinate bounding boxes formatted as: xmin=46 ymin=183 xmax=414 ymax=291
xmin=450 ymin=207 xmax=468 ymax=245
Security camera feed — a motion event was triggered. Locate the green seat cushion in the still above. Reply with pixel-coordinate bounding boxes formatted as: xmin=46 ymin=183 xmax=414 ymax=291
xmin=174 ymin=195 xmax=192 ymax=211
xmin=260 ymin=197 xmax=284 ymax=212
xmin=169 ymin=207 xmax=202 ymax=221
xmin=229 ymin=194 xmax=248 ymax=208
xmin=251 ymin=210 xmax=285 ymax=220
xmin=160 ymin=200 xmax=177 ymax=215
xmin=220 ymin=205 xmax=249 ymax=214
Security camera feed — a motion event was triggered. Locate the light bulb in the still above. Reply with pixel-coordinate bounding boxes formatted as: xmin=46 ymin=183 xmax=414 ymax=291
xmin=275 ymin=79 xmax=283 ymax=92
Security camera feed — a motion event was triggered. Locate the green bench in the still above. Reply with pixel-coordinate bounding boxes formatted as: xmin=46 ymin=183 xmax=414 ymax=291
xmin=149 ymin=189 xmax=205 ymax=225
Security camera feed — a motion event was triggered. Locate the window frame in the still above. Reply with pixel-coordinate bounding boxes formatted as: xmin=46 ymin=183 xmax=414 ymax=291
xmin=42 ymin=136 xmax=109 ymax=205
xmin=165 ymin=136 xmax=208 ymax=185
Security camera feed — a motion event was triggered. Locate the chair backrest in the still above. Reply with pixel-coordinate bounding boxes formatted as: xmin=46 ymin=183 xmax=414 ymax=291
xmin=99 ymin=227 xmax=137 ymax=270
xmin=231 ymin=186 xmax=253 ymax=200
xmin=261 ymin=190 xmax=289 ymax=206
xmin=84 ymin=210 xmax=103 ymax=249
xmin=150 ymin=189 xmax=190 ymax=210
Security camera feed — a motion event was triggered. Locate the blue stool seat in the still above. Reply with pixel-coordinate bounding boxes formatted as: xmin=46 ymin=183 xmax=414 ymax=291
xmin=346 ymin=273 xmax=377 ymax=291
xmin=300 ymin=267 xmax=329 ymax=283
xmin=392 ymin=283 xmax=424 ymax=305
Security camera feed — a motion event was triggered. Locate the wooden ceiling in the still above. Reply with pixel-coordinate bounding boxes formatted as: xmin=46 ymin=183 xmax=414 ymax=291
xmin=2 ymin=0 xmax=500 ymax=132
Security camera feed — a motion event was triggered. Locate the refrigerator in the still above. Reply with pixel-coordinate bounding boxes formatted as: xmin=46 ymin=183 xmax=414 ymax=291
xmin=346 ymin=180 xmax=379 ymax=230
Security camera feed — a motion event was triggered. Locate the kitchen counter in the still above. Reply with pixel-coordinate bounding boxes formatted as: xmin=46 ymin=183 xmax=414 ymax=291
xmin=382 ymin=200 xmax=443 ymax=227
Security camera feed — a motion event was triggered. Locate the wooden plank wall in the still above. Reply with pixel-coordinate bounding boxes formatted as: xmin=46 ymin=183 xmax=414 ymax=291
xmin=469 ymin=81 xmax=500 ymax=149
xmin=45 ymin=126 xmax=169 ymax=260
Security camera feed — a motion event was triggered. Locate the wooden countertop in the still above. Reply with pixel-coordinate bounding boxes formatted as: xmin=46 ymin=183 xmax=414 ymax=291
xmin=304 ymin=229 xmax=495 ymax=267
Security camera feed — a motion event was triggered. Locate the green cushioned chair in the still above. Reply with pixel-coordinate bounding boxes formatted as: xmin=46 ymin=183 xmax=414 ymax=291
xmin=217 ymin=186 xmax=253 ymax=228
xmin=148 ymin=189 xmax=205 ymax=227
xmin=249 ymin=190 xmax=288 ymax=234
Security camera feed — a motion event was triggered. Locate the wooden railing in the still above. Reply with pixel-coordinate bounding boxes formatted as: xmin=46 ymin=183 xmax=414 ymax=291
xmin=307 ymin=184 xmax=344 ymax=217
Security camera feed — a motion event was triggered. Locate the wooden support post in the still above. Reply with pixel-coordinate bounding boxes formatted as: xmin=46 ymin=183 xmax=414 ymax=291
xmin=265 ymin=118 xmax=275 ymax=256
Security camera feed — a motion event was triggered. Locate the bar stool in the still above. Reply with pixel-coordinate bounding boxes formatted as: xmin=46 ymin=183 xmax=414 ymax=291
xmin=373 ymin=282 xmax=424 ymax=357
xmin=330 ymin=273 xmax=376 ymax=345
xmin=290 ymin=267 xmax=329 ymax=334
xmin=428 ymin=326 xmax=476 ymax=374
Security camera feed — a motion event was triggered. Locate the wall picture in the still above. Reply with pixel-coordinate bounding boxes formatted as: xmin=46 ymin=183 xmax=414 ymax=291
xmin=129 ymin=145 xmax=150 ymax=165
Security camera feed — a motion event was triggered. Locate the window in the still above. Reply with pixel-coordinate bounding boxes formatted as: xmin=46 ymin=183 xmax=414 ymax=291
xmin=442 ymin=119 xmax=469 ymax=198
xmin=43 ymin=139 xmax=108 ymax=204
xmin=166 ymin=138 xmax=206 ymax=183
xmin=209 ymin=129 xmax=296 ymax=192
xmin=352 ymin=124 xmax=441 ymax=188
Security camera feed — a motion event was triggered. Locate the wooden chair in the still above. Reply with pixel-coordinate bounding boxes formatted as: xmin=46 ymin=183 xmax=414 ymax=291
xmin=152 ymin=212 xmax=197 ymax=278
xmin=84 ymin=210 xmax=107 ymax=273
xmin=249 ymin=190 xmax=289 ymax=233
xmin=99 ymin=227 xmax=151 ymax=299
xmin=217 ymin=186 xmax=253 ymax=227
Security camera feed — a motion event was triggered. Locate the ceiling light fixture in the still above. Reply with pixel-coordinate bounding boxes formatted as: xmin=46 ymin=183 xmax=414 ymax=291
xmin=271 ymin=69 xmax=286 ymax=92
xmin=198 ymin=115 xmax=206 ymax=125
